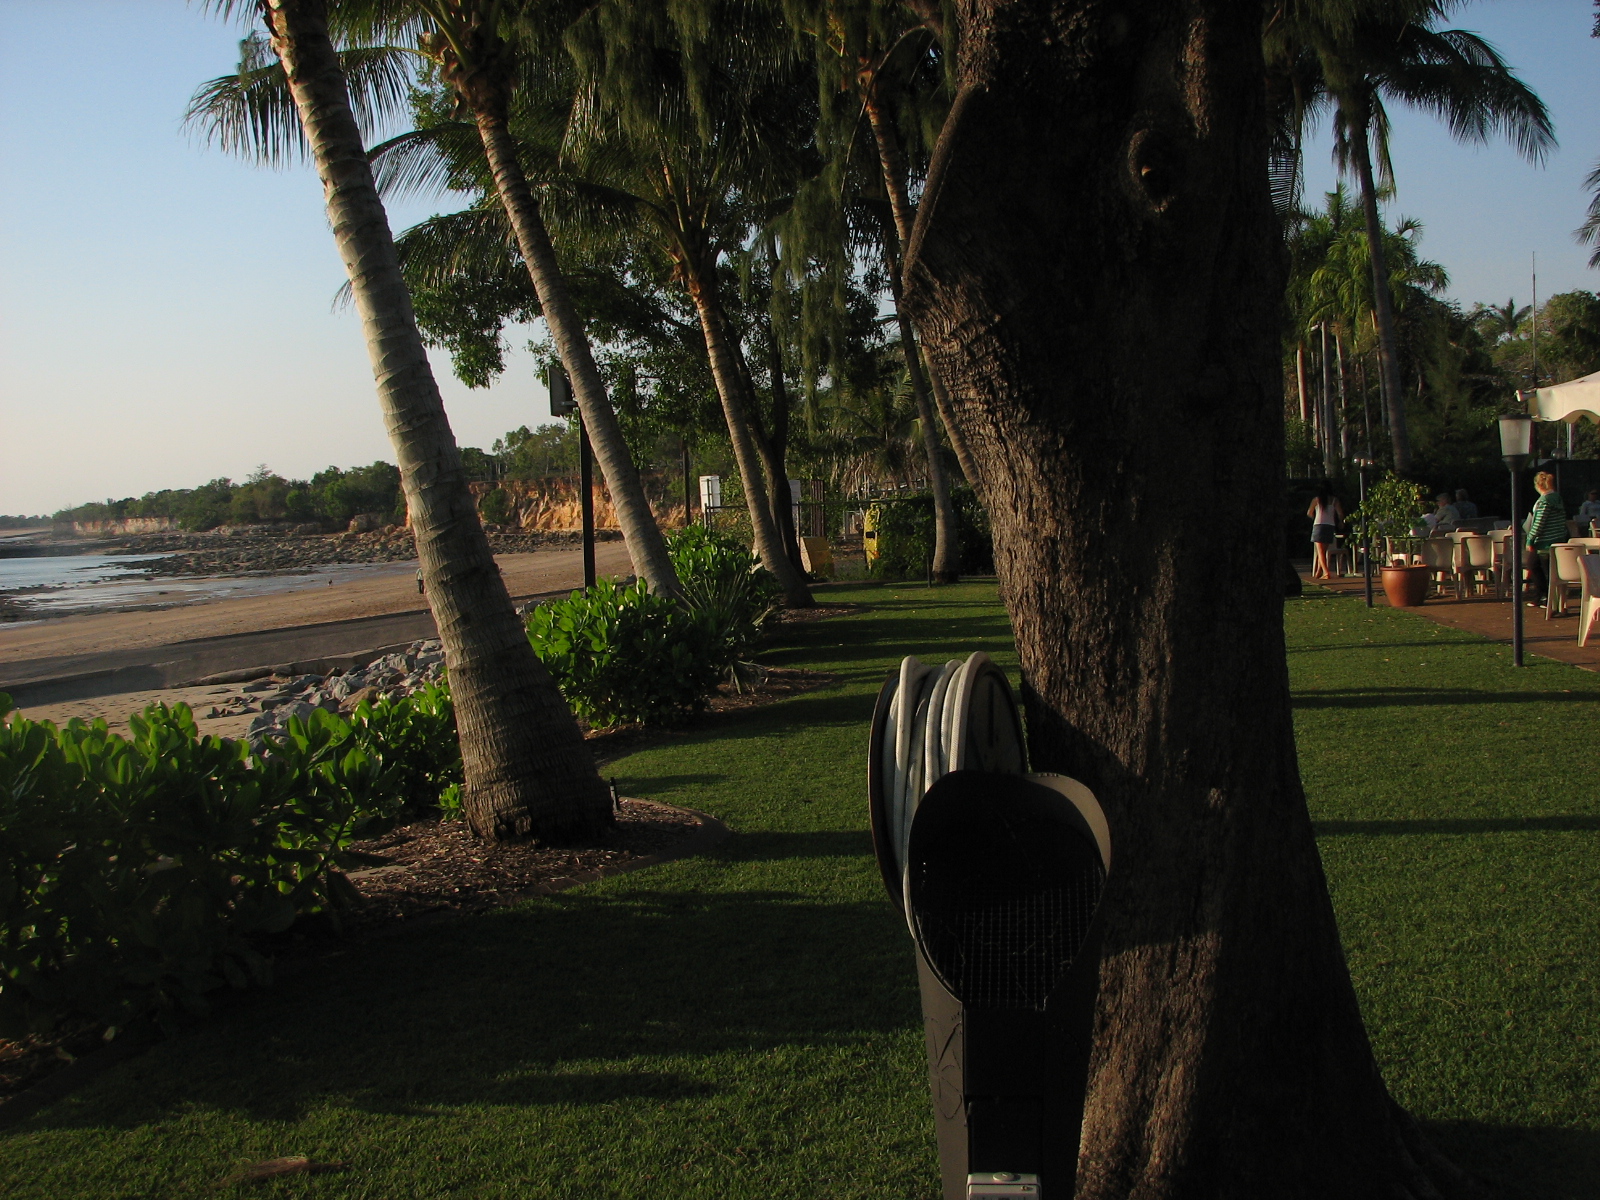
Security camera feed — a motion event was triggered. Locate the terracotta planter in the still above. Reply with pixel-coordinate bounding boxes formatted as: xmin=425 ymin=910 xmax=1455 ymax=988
xmin=1381 ymin=564 xmax=1430 ymax=608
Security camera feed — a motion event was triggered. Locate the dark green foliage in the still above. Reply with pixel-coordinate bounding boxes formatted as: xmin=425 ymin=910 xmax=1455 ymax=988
xmin=526 ymin=580 xmax=722 ymax=729
xmin=666 ymin=524 xmax=780 ymax=672
xmin=52 ymin=461 xmax=408 ymax=531
xmin=477 ymin=486 xmax=513 ymax=525
xmin=869 ymin=489 xmax=992 ymax=581
xmin=0 ymin=687 xmax=462 ymax=1036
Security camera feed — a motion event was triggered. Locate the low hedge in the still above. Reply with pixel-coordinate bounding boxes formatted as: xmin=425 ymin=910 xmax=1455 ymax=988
xmin=0 ymin=687 xmax=461 ymax=1037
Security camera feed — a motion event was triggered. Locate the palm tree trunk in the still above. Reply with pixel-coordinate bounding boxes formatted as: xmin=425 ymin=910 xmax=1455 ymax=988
xmin=864 ymin=89 xmax=984 ymax=497
xmin=885 ymin=242 xmax=960 ymax=582
xmin=471 ymin=109 xmax=681 ymax=596
xmin=1348 ymin=118 xmax=1411 ymax=473
xmin=763 ymin=330 xmax=806 ymax=570
xmin=261 ymin=0 xmax=608 ymax=841
xmin=1295 ymin=341 xmax=1310 ymax=423
xmin=684 ymin=264 xmax=814 ymax=606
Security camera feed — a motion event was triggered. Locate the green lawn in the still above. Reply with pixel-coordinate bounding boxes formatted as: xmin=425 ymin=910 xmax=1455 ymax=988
xmin=0 ymin=582 xmax=1596 ymax=1198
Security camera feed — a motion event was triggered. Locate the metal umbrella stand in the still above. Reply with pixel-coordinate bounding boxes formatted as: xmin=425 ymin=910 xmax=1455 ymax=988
xmin=869 ymin=655 xmax=1111 ymax=1200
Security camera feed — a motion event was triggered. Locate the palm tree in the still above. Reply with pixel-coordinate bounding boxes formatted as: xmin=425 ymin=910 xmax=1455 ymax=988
xmin=788 ymin=0 xmax=965 ymax=581
xmin=191 ymin=1 xmax=682 ymax=597
xmin=1271 ymin=3 xmax=1553 ymax=473
xmin=211 ymin=0 xmax=609 ymax=840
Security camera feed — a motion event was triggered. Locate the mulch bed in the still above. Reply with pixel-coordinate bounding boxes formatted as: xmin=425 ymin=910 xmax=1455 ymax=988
xmin=0 ymin=658 xmax=842 ymax=1112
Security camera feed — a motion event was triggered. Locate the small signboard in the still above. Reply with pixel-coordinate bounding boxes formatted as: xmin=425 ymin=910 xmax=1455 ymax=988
xmin=547 ymin=365 xmax=576 ymax=417
xmin=699 ymin=475 xmax=722 ymax=511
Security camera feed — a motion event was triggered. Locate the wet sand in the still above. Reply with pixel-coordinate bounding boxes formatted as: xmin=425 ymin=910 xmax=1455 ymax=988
xmin=0 ymin=543 xmax=632 ymax=669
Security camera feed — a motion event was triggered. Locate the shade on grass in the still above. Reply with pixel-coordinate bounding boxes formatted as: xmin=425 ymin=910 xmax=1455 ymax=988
xmin=0 ymin=582 xmax=1595 ymax=1198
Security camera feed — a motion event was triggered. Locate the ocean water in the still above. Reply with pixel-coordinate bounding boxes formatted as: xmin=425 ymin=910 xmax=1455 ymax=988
xmin=0 ymin=554 xmax=418 ymax=618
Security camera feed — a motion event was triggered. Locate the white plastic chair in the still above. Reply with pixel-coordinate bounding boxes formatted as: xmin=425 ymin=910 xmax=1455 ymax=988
xmin=1417 ymin=538 xmax=1460 ymax=599
xmin=1459 ymin=535 xmax=1497 ymax=597
xmin=1579 ymin=556 xmax=1600 ymax=647
xmin=1549 ymin=544 xmax=1586 ymax=618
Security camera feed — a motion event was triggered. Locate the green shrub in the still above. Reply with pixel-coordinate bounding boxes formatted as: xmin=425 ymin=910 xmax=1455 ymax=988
xmin=0 ymin=699 xmax=380 ymax=1036
xmin=526 ymin=579 xmax=721 ymax=728
xmin=869 ymin=489 xmax=993 ymax=580
xmin=667 ymin=524 xmax=780 ymax=673
xmin=478 ymin=487 xmax=513 ymax=526
xmin=0 ymin=685 xmax=465 ymax=1037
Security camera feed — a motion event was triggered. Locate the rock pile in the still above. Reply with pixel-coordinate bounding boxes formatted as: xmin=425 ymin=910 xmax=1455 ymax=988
xmin=211 ymin=639 xmax=448 ymax=748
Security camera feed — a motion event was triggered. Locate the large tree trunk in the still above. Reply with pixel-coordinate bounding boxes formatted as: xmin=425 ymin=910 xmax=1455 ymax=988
xmin=262 ymin=0 xmax=609 ymax=841
xmin=683 ymin=264 xmax=814 ymax=607
xmin=903 ymin=4 xmax=1474 ymax=1195
xmin=468 ymin=104 xmax=681 ymax=597
xmin=1348 ymin=116 xmax=1411 ymax=474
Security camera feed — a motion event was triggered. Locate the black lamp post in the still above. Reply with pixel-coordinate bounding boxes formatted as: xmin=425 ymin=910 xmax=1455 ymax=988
xmin=1500 ymin=411 xmax=1534 ymax=667
xmin=1354 ymin=457 xmax=1374 ymax=607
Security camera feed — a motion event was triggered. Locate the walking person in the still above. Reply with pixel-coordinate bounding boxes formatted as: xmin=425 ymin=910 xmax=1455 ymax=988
xmin=1524 ymin=471 xmax=1567 ymax=606
xmin=1307 ymin=483 xmax=1344 ymax=580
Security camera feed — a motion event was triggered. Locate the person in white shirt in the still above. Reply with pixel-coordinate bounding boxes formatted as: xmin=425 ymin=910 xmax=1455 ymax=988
xmin=1306 ymin=484 xmax=1344 ymax=579
xmin=1432 ymin=493 xmax=1460 ymax=532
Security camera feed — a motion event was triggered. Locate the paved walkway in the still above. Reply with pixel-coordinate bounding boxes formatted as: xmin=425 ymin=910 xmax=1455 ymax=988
xmin=1306 ymin=569 xmax=1600 ymax=672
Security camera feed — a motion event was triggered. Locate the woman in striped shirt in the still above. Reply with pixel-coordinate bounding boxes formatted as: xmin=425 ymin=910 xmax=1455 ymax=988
xmin=1524 ymin=471 xmax=1568 ymax=606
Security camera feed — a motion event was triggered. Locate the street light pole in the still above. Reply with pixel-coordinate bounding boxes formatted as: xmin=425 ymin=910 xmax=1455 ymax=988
xmin=1356 ymin=459 xmax=1374 ymax=607
xmin=1501 ymin=411 xmax=1535 ymax=668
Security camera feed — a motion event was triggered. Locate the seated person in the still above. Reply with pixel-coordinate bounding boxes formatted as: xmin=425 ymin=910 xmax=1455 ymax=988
xmin=1454 ymin=489 xmax=1479 ymax=521
xmin=1576 ymin=489 xmax=1600 ymax=530
xmin=1431 ymin=493 xmax=1460 ymax=532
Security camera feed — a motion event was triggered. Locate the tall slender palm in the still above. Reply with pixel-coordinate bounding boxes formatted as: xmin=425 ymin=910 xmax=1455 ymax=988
xmin=213 ymin=0 xmax=609 ymax=840
xmin=191 ymin=2 xmax=682 ymax=596
xmin=558 ymin=0 xmax=818 ymax=606
xmin=1272 ymin=4 xmax=1552 ymax=472
xmin=788 ymin=0 xmax=965 ymax=580
xmin=404 ymin=0 xmax=681 ymax=596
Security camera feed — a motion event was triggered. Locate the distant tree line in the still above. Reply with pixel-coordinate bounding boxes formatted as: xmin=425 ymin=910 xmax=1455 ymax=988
xmin=53 ymin=462 xmax=406 ymax=531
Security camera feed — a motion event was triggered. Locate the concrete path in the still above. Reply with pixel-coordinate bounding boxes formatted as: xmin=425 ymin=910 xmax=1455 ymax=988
xmin=1308 ymin=570 xmax=1600 ymax=672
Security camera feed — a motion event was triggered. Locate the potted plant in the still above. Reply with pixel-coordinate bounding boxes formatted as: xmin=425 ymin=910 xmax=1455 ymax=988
xmin=1354 ymin=472 xmax=1431 ymax=606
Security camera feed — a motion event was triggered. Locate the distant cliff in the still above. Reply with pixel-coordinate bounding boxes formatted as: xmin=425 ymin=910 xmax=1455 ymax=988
xmin=468 ymin=475 xmax=689 ymax=531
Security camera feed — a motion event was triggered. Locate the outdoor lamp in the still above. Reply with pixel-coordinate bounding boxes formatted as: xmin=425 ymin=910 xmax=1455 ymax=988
xmin=1500 ymin=409 xmax=1534 ymax=668
xmin=1499 ymin=413 xmax=1534 ymax=466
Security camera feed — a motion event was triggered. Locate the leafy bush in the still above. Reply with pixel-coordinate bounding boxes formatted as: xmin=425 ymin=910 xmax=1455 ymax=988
xmin=667 ymin=524 xmax=780 ymax=673
xmin=869 ymin=489 xmax=993 ymax=580
xmin=478 ymin=486 xmax=514 ymax=526
xmin=1353 ymin=471 xmax=1429 ymax=541
xmin=0 ymin=686 xmax=464 ymax=1036
xmin=526 ymin=579 xmax=721 ymax=729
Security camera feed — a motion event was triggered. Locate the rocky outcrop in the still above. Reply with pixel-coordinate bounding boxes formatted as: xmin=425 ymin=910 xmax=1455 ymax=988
xmin=468 ymin=475 xmax=689 ymax=532
xmin=60 ymin=518 xmax=178 ymax=535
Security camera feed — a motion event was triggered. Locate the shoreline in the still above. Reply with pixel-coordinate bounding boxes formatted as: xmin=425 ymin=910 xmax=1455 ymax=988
xmin=0 ymin=541 xmax=635 ymax=711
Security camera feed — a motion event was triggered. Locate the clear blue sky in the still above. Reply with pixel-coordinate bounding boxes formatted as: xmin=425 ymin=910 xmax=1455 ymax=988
xmin=1 ymin=1 xmax=1596 ymax=516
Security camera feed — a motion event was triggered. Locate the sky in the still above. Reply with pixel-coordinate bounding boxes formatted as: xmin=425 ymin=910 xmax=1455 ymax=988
xmin=1 ymin=1 xmax=1598 ymax=516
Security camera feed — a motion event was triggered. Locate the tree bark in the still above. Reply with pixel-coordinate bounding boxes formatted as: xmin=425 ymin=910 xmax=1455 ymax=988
xmin=866 ymin=95 xmax=962 ymax=581
xmin=1348 ymin=116 xmax=1411 ymax=473
xmin=1295 ymin=341 xmax=1310 ymax=424
xmin=903 ymin=3 xmax=1473 ymax=1195
xmin=469 ymin=106 xmax=682 ymax=597
xmin=885 ymin=240 xmax=960 ymax=582
xmin=683 ymin=263 xmax=814 ymax=606
xmin=763 ymin=328 xmax=806 ymax=570
xmin=262 ymin=0 xmax=609 ymax=841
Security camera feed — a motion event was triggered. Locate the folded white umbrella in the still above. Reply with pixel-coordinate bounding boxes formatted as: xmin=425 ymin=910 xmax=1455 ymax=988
xmin=1534 ymin=371 xmax=1600 ymax=422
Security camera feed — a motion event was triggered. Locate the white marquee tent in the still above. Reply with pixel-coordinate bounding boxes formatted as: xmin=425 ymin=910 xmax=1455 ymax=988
xmin=1533 ymin=372 xmax=1600 ymax=423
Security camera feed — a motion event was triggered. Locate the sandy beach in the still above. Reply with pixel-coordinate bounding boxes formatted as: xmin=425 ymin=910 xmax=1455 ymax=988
xmin=0 ymin=542 xmax=631 ymax=667
xmin=1 ymin=540 xmax=634 ymax=730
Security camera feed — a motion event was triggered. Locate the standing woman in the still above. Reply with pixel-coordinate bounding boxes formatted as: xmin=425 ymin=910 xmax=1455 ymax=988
xmin=1307 ymin=482 xmax=1344 ymax=580
xmin=1524 ymin=470 xmax=1568 ymax=606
